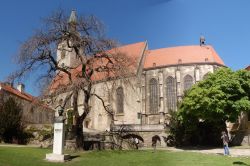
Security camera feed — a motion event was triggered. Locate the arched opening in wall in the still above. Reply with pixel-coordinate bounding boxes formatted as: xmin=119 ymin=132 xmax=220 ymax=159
xmin=184 ymin=75 xmax=194 ymax=91
xmin=149 ymin=78 xmax=158 ymax=114
xmin=166 ymin=76 xmax=177 ymax=112
xmin=152 ymin=135 xmax=161 ymax=147
xmin=122 ymin=134 xmax=144 ymax=149
xmin=116 ymin=87 xmax=124 ymax=114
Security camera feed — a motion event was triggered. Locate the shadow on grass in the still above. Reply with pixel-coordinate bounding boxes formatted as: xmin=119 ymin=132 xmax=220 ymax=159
xmin=233 ymin=161 xmax=250 ymax=166
xmin=175 ymin=146 xmax=219 ymax=151
xmin=69 ymin=155 xmax=80 ymax=161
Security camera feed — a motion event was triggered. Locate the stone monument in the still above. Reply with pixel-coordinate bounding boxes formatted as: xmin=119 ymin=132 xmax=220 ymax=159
xmin=46 ymin=106 xmax=70 ymax=162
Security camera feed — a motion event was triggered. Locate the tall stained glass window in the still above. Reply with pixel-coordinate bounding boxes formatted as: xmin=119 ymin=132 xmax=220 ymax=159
xmin=184 ymin=75 xmax=193 ymax=91
xmin=166 ymin=76 xmax=177 ymax=112
xmin=149 ymin=78 xmax=158 ymax=113
xmin=116 ymin=87 xmax=124 ymax=113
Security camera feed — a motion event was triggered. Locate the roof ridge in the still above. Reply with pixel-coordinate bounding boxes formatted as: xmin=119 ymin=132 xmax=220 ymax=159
xmin=149 ymin=45 xmax=214 ymax=52
xmin=144 ymin=44 xmax=225 ymax=69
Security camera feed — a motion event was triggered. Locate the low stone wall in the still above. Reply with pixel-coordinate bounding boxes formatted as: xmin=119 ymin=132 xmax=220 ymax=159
xmin=111 ymin=124 xmax=169 ymax=147
xmin=139 ymin=131 xmax=168 ymax=147
xmin=111 ymin=124 xmax=165 ymax=132
xmin=25 ymin=124 xmax=53 ymax=147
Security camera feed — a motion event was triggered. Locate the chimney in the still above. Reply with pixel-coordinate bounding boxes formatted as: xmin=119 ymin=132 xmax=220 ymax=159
xmin=17 ymin=83 xmax=25 ymax=93
xmin=3 ymin=81 xmax=13 ymax=87
xmin=200 ymin=36 xmax=206 ymax=46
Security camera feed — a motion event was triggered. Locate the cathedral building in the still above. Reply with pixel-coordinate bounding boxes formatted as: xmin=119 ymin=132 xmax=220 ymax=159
xmin=54 ymin=41 xmax=225 ymax=146
xmin=51 ymin=12 xmax=225 ymax=146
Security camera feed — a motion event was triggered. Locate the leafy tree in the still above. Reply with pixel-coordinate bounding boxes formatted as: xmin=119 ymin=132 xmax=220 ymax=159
xmin=179 ymin=68 xmax=250 ymax=123
xmin=0 ymin=97 xmax=23 ymax=143
xmin=174 ymin=68 xmax=250 ymax=146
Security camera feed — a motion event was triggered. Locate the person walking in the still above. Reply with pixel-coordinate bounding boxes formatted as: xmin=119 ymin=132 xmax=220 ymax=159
xmin=221 ymin=131 xmax=230 ymax=155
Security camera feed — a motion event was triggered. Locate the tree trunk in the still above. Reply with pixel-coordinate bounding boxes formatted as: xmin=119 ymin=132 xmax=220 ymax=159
xmin=71 ymin=89 xmax=84 ymax=150
xmin=71 ymin=85 xmax=91 ymax=150
xmin=73 ymin=117 xmax=84 ymax=149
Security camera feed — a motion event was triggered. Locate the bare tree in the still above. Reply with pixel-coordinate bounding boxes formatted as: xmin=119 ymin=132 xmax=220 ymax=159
xmin=10 ymin=10 xmax=136 ymax=149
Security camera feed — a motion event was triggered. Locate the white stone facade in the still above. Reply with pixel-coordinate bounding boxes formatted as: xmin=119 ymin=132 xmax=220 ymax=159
xmin=53 ymin=40 xmax=225 ymax=146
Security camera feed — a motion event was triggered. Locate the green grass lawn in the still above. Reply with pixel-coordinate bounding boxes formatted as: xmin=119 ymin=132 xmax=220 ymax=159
xmin=0 ymin=146 xmax=250 ymax=166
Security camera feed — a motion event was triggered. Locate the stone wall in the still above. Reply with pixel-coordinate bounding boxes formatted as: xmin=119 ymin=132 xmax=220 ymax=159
xmin=51 ymin=63 xmax=221 ymax=140
xmin=111 ymin=124 xmax=168 ymax=147
xmin=0 ymin=90 xmax=54 ymax=125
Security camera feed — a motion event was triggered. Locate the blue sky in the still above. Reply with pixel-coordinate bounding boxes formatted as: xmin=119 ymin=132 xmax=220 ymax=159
xmin=0 ymin=0 xmax=249 ymax=95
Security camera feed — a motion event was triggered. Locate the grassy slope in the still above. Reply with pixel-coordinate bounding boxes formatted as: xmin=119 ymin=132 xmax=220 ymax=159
xmin=0 ymin=147 xmax=249 ymax=166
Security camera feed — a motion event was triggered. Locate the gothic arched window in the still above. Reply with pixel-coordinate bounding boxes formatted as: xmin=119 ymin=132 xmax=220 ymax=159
xmin=166 ymin=76 xmax=177 ymax=112
xmin=149 ymin=78 xmax=158 ymax=114
xmin=184 ymin=75 xmax=193 ymax=91
xmin=116 ymin=87 xmax=124 ymax=114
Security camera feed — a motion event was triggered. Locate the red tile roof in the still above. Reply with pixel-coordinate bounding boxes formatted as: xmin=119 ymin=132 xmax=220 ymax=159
xmin=50 ymin=41 xmax=147 ymax=91
xmin=0 ymin=82 xmax=53 ymax=110
xmin=50 ymin=43 xmax=226 ymax=91
xmin=90 ymin=41 xmax=147 ymax=81
xmin=144 ymin=45 xmax=225 ymax=69
xmin=0 ymin=82 xmax=35 ymax=102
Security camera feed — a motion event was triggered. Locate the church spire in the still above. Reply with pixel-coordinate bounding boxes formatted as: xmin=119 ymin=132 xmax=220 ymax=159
xmin=68 ymin=10 xmax=77 ymax=24
xmin=68 ymin=10 xmax=77 ymax=31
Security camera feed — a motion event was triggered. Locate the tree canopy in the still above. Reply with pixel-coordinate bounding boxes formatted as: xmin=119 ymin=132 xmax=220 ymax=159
xmin=0 ymin=97 xmax=23 ymax=143
xmin=178 ymin=68 xmax=250 ymax=124
xmin=169 ymin=68 xmax=250 ymax=146
xmin=11 ymin=10 xmax=135 ymax=149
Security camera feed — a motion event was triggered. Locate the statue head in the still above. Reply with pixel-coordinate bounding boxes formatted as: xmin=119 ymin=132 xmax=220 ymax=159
xmin=57 ymin=105 xmax=64 ymax=116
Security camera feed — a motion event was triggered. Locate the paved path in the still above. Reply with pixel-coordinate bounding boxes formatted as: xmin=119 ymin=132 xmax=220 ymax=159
xmin=0 ymin=143 xmax=40 ymax=148
xmin=142 ymin=147 xmax=250 ymax=157
xmin=167 ymin=147 xmax=250 ymax=157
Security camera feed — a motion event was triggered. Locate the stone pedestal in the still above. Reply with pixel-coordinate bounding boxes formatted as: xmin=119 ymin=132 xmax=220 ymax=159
xmin=46 ymin=153 xmax=70 ymax=162
xmin=53 ymin=123 xmax=65 ymax=154
xmin=46 ymin=121 xmax=70 ymax=162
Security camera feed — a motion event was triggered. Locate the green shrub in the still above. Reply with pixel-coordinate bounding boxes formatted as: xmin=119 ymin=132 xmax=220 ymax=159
xmin=168 ymin=111 xmax=225 ymax=147
xmin=0 ymin=97 xmax=30 ymax=144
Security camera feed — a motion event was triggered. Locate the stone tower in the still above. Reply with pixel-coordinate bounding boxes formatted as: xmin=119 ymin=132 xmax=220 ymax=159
xmin=57 ymin=10 xmax=79 ymax=69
